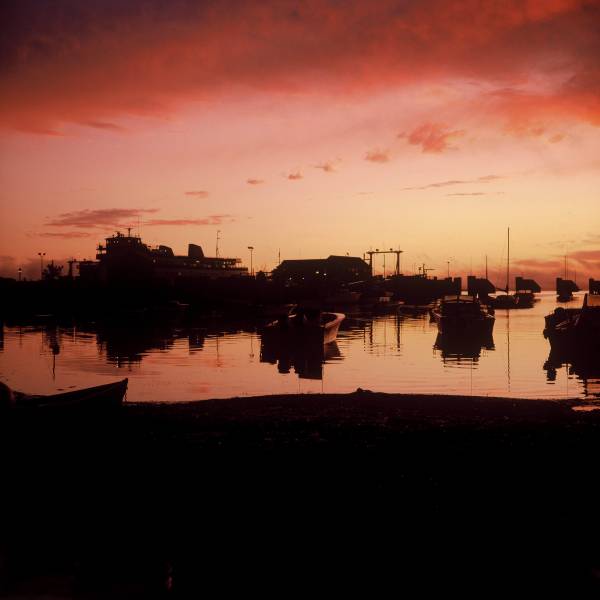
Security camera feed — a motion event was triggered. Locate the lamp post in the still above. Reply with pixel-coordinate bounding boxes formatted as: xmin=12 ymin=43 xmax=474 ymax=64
xmin=247 ymin=246 xmax=254 ymax=277
xmin=37 ymin=252 xmax=46 ymax=279
xmin=447 ymin=260 xmax=450 ymax=278
xmin=17 ymin=267 xmax=22 ymax=282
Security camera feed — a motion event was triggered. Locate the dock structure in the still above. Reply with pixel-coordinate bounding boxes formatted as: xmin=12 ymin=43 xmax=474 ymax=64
xmin=364 ymin=249 xmax=403 ymax=277
xmin=590 ymin=279 xmax=600 ymax=295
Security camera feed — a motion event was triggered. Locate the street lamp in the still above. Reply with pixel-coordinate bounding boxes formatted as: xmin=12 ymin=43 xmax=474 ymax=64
xmin=17 ymin=267 xmax=22 ymax=282
xmin=247 ymin=246 xmax=254 ymax=276
xmin=37 ymin=252 xmax=46 ymax=279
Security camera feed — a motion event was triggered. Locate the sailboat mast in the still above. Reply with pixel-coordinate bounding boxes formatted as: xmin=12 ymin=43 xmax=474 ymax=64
xmin=506 ymin=227 xmax=510 ymax=293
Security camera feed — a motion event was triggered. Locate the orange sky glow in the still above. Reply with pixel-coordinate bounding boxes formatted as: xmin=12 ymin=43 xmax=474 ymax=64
xmin=1 ymin=0 xmax=599 ymax=287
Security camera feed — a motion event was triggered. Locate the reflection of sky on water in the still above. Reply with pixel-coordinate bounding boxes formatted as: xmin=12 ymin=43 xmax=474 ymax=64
xmin=0 ymin=293 xmax=597 ymax=401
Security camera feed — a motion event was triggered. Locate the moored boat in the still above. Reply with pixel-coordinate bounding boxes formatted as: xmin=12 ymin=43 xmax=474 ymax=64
xmin=5 ymin=378 xmax=128 ymax=410
xmin=543 ymin=294 xmax=600 ymax=351
xmin=431 ymin=295 xmax=495 ymax=336
xmin=262 ymin=308 xmax=345 ymax=346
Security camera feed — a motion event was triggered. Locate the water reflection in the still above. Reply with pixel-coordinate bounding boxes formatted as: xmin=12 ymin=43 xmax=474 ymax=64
xmin=260 ymin=339 xmax=341 ymax=380
xmin=434 ymin=332 xmax=495 ymax=364
xmin=1 ymin=294 xmax=595 ymax=400
xmin=544 ymin=347 xmax=600 ymax=399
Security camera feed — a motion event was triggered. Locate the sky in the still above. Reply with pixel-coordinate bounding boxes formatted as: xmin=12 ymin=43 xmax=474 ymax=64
xmin=1 ymin=0 xmax=599 ymax=287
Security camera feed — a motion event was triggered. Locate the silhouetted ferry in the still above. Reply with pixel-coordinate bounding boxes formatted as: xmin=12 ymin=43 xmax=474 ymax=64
xmin=80 ymin=231 xmax=248 ymax=283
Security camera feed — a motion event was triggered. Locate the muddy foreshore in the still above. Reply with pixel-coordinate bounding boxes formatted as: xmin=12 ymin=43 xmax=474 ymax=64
xmin=4 ymin=391 xmax=600 ymax=596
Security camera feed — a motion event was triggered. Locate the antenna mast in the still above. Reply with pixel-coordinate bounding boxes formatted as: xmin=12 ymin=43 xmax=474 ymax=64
xmin=216 ymin=230 xmax=221 ymax=258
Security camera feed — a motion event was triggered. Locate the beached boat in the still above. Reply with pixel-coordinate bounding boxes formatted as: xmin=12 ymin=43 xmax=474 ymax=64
xmin=543 ymin=294 xmax=600 ymax=351
xmin=262 ymin=309 xmax=344 ymax=345
xmin=6 ymin=378 xmax=128 ymax=410
xmin=431 ymin=295 xmax=495 ymax=336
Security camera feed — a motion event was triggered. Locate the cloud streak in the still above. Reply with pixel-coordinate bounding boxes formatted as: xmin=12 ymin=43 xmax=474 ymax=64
xmin=145 ymin=215 xmax=235 ymax=226
xmin=402 ymin=175 xmax=504 ymax=191
xmin=184 ymin=190 xmax=209 ymax=198
xmin=37 ymin=231 xmax=92 ymax=238
xmin=47 ymin=208 xmax=159 ymax=228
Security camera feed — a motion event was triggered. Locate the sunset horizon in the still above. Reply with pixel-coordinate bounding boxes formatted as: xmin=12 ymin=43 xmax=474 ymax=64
xmin=1 ymin=0 xmax=599 ymax=287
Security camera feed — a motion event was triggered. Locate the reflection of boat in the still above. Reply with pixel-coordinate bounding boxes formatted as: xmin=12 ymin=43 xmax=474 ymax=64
xmin=543 ymin=346 xmax=600 ymax=398
xmin=260 ymin=340 xmax=341 ymax=380
xmin=431 ymin=295 xmax=495 ymax=336
xmin=514 ymin=292 xmax=535 ymax=308
xmin=10 ymin=378 xmax=128 ymax=410
xmin=543 ymin=294 xmax=600 ymax=351
xmin=263 ymin=309 xmax=345 ymax=345
xmin=397 ymin=303 xmax=433 ymax=315
xmin=434 ymin=332 xmax=494 ymax=362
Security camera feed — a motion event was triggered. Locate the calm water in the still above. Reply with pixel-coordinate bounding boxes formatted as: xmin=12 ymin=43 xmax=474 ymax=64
xmin=1 ymin=293 xmax=598 ymax=401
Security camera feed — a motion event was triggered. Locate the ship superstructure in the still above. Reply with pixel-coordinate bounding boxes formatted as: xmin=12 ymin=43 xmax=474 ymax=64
xmin=81 ymin=231 xmax=247 ymax=282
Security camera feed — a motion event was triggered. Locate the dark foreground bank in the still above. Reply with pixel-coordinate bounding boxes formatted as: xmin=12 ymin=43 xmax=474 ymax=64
xmin=3 ymin=390 xmax=600 ymax=597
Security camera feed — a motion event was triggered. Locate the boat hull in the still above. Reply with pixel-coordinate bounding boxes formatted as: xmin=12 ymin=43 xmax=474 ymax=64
xmin=14 ymin=379 xmax=128 ymax=410
xmin=433 ymin=313 xmax=495 ymax=336
xmin=262 ymin=313 xmax=344 ymax=346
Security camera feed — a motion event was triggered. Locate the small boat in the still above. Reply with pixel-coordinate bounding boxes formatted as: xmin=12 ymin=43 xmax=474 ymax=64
xmin=514 ymin=291 xmax=535 ymax=308
xmin=431 ymin=295 xmax=495 ymax=336
xmin=492 ymin=292 xmax=534 ymax=309
xmin=6 ymin=378 xmax=128 ymax=410
xmin=492 ymin=229 xmax=537 ymax=309
xmin=543 ymin=294 xmax=600 ymax=351
xmin=263 ymin=308 xmax=345 ymax=345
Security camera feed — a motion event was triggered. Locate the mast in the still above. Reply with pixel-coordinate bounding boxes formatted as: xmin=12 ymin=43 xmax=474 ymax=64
xmin=506 ymin=227 xmax=510 ymax=293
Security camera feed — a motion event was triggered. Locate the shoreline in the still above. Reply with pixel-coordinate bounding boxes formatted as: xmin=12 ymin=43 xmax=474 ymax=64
xmin=118 ymin=389 xmax=600 ymax=450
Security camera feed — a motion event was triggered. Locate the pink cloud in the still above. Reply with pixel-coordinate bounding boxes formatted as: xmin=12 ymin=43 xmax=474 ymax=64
xmin=403 ymin=123 xmax=465 ymax=153
xmin=184 ymin=190 xmax=209 ymax=198
xmin=287 ymin=172 xmax=303 ymax=180
xmin=315 ymin=161 xmax=336 ymax=173
xmin=364 ymin=149 xmax=390 ymax=163
xmin=3 ymin=1 xmax=598 ymax=134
